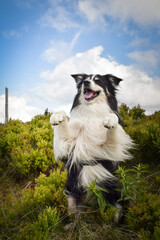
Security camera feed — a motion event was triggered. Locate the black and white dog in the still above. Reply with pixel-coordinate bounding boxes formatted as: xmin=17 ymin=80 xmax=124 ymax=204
xmin=50 ymin=74 xmax=133 ymax=221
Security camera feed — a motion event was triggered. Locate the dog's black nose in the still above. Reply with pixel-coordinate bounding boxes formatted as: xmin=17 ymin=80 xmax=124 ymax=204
xmin=83 ymin=80 xmax=90 ymax=87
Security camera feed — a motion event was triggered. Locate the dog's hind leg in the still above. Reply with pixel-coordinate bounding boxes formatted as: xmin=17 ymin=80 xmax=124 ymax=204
xmin=114 ymin=203 xmax=123 ymax=224
xmin=67 ymin=196 xmax=78 ymax=213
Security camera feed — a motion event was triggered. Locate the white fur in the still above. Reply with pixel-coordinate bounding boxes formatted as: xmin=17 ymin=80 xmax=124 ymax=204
xmin=114 ymin=203 xmax=123 ymax=223
xmin=67 ymin=196 xmax=77 ymax=213
xmin=103 ymin=113 xmax=118 ymax=128
xmin=50 ymin=111 xmax=67 ymax=125
xmin=51 ymin=99 xmax=133 ymax=188
xmin=50 ymin=111 xmax=70 ymax=160
xmin=80 ymin=164 xmax=116 ymax=188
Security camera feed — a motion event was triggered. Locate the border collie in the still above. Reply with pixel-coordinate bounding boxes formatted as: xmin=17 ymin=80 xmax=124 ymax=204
xmin=50 ymin=74 xmax=133 ymax=222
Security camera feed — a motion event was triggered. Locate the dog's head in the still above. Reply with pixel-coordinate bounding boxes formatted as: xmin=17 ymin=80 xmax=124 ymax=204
xmin=71 ymin=74 xmax=122 ymax=112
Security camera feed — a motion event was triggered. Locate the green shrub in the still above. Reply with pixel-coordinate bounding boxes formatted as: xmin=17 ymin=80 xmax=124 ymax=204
xmin=33 ymin=163 xmax=67 ymax=213
xmin=128 ymin=121 xmax=160 ymax=166
xmin=19 ymin=206 xmax=60 ymax=240
xmin=119 ymin=105 xmax=160 ymax=167
xmin=129 ymin=104 xmax=145 ymax=120
xmin=127 ymin=192 xmax=160 ymax=240
xmin=0 ymin=165 xmax=67 ymax=239
xmin=0 ymin=114 xmax=56 ymax=177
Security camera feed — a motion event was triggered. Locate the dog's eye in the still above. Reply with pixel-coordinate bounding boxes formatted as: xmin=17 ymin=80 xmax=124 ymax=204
xmin=94 ymin=78 xmax=102 ymax=85
xmin=94 ymin=77 xmax=102 ymax=83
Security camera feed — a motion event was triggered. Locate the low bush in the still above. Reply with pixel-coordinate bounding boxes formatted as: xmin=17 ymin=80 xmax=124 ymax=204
xmin=127 ymin=191 xmax=160 ymax=240
xmin=119 ymin=104 xmax=160 ymax=167
xmin=33 ymin=163 xmax=67 ymax=213
xmin=0 ymin=114 xmax=55 ymax=178
xmin=19 ymin=206 xmax=60 ymax=240
xmin=0 ymin=164 xmax=67 ymax=239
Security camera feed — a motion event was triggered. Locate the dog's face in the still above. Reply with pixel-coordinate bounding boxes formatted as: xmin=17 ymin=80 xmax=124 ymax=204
xmin=71 ymin=74 xmax=122 ymax=112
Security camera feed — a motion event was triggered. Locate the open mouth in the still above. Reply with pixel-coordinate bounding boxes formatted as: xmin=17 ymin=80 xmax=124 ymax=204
xmin=84 ymin=88 xmax=100 ymax=101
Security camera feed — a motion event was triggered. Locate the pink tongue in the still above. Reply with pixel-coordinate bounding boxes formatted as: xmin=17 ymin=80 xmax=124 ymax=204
xmin=85 ymin=91 xmax=94 ymax=99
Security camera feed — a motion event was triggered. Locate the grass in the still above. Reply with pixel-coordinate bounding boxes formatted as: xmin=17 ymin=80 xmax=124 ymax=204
xmin=51 ymin=212 xmax=138 ymax=240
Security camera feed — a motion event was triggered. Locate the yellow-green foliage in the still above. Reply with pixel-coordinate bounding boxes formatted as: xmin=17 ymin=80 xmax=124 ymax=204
xmin=127 ymin=192 xmax=160 ymax=240
xmin=34 ymin=164 xmax=67 ymax=213
xmin=0 ymin=114 xmax=55 ymax=176
xmin=19 ymin=206 xmax=60 ymax=240
xmin=0 ymin=164 xmax=67 ymax=239
xmin=119 ymin=104 xmax=160 ymax=166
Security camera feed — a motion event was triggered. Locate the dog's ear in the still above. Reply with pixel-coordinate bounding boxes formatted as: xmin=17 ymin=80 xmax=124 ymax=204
xmin=105 ymin=74 xmax=122 ymax=86
xmin=71 ymin=74 xmax=85 ymax=85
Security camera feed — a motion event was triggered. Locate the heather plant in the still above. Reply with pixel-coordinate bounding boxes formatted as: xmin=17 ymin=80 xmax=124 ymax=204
xmin=0 ymin=114 xmax=55 ymax=177
xmin=0 ymin=164 xmax=67 ymax=239
xmin=33 ymin=163 xmax=67 ymax=213
xmin=18 ymin=206 xmax=60 ymax=240
xmin=127 ymin=191 xmax=160 ymax=240
xmin=119 ymin=105 xmax=160 ymax=167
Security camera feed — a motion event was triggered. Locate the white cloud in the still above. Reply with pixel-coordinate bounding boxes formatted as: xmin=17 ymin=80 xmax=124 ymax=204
xmin=127 ymin=50 xmax=159 ymax=69
xmin=78 ymin=0 xmax=160 ymax=27
xmin=42 ymin=40 xmax=69 ymax=63
xmin=0 ymin=95 xmax=42 ymax=123
xmin=128 ymin=37 xmax=149 ymax=48
xmin=38 ymin=7 xmax=80 ymax=31
xmin=79 ymin=0 xmax=106 ymax=23
xmin=39 ymin=46 xmax=160 ymax=113
xmin=2 ymin=30 xmax=21 ymax=39
xmin=42 ymin=31 xmax=81 ymax=63
xmin=40 ymin=70 xmax=54 ymax=81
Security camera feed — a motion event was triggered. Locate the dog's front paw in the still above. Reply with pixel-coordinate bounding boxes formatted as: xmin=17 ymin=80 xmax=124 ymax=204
xmin=103 ymin=113 xmax=118 ymax=129
xmin=50 ymin=111 xmax=66 ymax=126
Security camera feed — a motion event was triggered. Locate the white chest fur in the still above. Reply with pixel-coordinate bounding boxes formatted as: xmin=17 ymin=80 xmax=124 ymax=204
xmin=52 ymin=101 xmax=133 ymax=187
xmin=68 ymin=102 xmax=111 ymax=163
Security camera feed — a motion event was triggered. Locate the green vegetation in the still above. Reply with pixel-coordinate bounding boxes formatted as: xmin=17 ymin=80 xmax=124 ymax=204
xmin=115 ymin=164 xmax=148 ymax=202
xmin=119 ymin=104 xmax=160 ymax=167
xmin=0 ymin=114 xmax=55 ymax=177
xmin=0 ymin=105 xmax=160 ymax=239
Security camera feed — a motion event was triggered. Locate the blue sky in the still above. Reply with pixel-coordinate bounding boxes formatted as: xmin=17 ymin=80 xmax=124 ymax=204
xmin=0 ymin=0 xmax=160 ymax=122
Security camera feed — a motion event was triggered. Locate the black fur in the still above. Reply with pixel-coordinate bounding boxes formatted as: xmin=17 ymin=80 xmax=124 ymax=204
xmin=64 ymin=159 xmax=121 ymax=206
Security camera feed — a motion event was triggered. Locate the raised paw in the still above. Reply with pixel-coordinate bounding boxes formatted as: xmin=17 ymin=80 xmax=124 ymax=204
xmin=103 ymin=113 xmax=118 ymax=129
xmin=50 ymin=111 xmax=66 ymax=126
